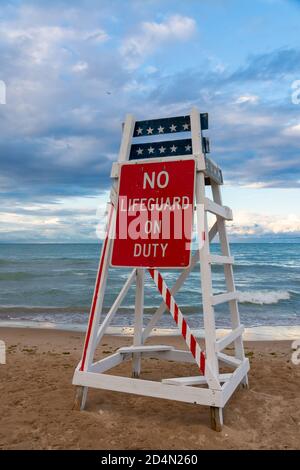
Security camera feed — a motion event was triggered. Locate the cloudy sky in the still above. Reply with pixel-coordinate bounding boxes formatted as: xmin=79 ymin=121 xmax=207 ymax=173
xmin=0 ymin=0 xmax=299 ymax=242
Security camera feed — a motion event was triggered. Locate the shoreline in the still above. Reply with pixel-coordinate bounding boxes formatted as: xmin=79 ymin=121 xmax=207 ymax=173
xmin=0 ymin=320 xmax=300 ymax=341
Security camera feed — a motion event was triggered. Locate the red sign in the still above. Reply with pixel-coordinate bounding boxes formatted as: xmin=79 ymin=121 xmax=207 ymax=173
xmin=111 ymin=159 xmax=195 ymax=268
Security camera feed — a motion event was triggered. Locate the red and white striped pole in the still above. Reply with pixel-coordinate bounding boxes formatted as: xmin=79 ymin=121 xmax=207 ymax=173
xmin=80 ymin=203 xmax=114 ymax=372
xmin=148 ymin=268 xmax=206 ymax=375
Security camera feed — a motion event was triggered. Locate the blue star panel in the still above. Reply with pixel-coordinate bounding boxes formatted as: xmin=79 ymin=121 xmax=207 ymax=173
xmin=130 ymin=137 xmax=210 ymax=160
xmin=129 ymin=138 xmax=222 ymax=184
xmin=132 ymin=113 xmax=208 ymax=137
xmin=129 ymin=138 xmax=193 ymax=160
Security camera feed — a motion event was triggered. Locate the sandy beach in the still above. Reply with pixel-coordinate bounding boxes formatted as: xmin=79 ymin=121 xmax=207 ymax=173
xmin=0 ymin=327 xmax=299 ymax=450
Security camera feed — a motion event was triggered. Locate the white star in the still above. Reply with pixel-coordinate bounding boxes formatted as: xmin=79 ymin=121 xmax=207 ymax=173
xmin=185 ymin=144 xmax=192 ymax=152
xmin=147 ymin=127 xmax=154 ymax=135
xmin=182 ymin=123 xmax=189 ymax=131
xmin=170 ymin=145 xmax=177 ymax=153
xmin=148 ymin=146 xmax=154 ymax=154
xmin=169 ymin=124 xmax=177 ymax=132
xmin=159 ymin=146 xmax=166 ymax=153
xmin=137 ymin=127 xmax=143 ymax=135
xmin=137 ymin=148 xmax=143 ymax=155
xmin=157 ymin=126 xmax=164 ymax=133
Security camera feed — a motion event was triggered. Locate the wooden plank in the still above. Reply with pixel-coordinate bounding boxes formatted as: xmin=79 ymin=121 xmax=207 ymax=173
xmin=90 ymin=353 xmax=124 ymax=373
xmin=162 ymin=373 xmax=231 ymax=386
xmin=217 ymin=352 xmax=242 ymax=368
xmin=119 ymin=345 xmax=174 ymax=354
xmin=209 ymin=221 xmax=218 ymax=242
xmin=119 ymin=114 xmax=136 ymax=162
xmin=79 ymin=203 xmax=115 ymax=373
xmin=211 ymin=291 xmax=238 ymax=306
xmin=211 ymin=181 xmax=248 ymax=387
xmin=210 ymin=406 xmax=223 ymax=432
xmin=148 ymin=349 xmax=195 ymax=364
xmin=190 ymin=107 xmax=204 ymax=159
xmin=204 ymin=157 xmax=223 ymax=185
xmin=204 ymin=198 xmax=233 ymax=220
xmin=162 ymin=376 xmax=208 ymax=386
xmin=195 ymin=165 xmax=220 ymax=388
xmin=209 ymin=254 xmax=234 ymax=265
xmin=0 ymin=340 xmax=5 ymax=365
xmin=222 ymin=359 xmax=250 ymax=406
xmin=215 ymin=326 xmax=244 ymax=353
xmin=73 ymin=386 xmax=88 ymax=411
xmin=73 ymin=370 xmax=223 ymax=407
xmin=96 ymin=269 xmax=136 ymax=344
xmin=132 ymin=269 xmax=145 ymax=377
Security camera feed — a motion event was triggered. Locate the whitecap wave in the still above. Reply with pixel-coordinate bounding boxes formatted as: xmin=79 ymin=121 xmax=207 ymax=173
xmin=237 ymin=290 xmax=290 ymax=305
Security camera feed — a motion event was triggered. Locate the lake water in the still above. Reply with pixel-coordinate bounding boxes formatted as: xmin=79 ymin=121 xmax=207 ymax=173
xmin=0 ymin=243 xmax=299 ymax=330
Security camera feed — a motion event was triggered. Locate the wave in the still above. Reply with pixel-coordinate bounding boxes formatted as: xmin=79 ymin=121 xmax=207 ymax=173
xmin=0 ymin=259 xmax=18 ymax=266
xmin=0 ymin=272 xmax=41 ymax=281
xmin=237 ymin=290 xmax=291 ymax=305
xmin=232 ymin=263 xmax=300 ymax=272
xmin=0 ymin=304 xmax=201 ymax=316
xmin=0 ymin=305 xmax=88 ymax=314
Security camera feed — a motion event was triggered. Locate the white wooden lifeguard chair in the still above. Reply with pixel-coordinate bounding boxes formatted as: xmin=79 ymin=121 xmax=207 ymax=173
xmin=72 ymin=107 xmax=249 ymax=431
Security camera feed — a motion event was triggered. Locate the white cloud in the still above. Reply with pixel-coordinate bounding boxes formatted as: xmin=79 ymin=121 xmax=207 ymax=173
xmin=0 ymin=211 xmax=61 ymax=230
xmin=72 ymin=61 xmax=89 ymax=73
xmin=120 ymin=15 xmax=196 ymax=69
xmin=282 ymin=123 xmax=300 ymax=136
xmin=145 ymin=65 xmax=158 ymax=74
xmin=2 ymin=25 xmax=74 ymax=63
xmin=235 ymin=94 xmax=259 ymax=104
xmin=1 ymin=24 xmax=108 ymax=64
xmin=222 ymin=109 xmax=273 ymax=127
xmin=0 ymin=194 xmax=108 ymax=241
xmin=85 ymin=29 xmax=109 ymax=42
xmin=228 ymin=210 xmax=300 ymax=236
xmin=0 ymin=80 xmax=6 ymax=104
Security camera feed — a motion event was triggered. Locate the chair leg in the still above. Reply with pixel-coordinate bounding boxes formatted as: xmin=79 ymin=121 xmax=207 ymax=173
xmin=73 ymin=386 xmax=88 ymax=411
xmin=210 ymin=406 xmax=223 ymax=432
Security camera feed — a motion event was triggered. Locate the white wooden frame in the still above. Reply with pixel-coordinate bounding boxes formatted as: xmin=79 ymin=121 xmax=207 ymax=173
xmin=0 ymin=340 xmax=5 ymax=365
xmin=73 ymin=108 xmax=249 ymax=431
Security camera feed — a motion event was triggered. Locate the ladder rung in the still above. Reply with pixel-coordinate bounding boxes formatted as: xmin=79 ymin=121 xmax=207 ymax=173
xmin=209 ymin=254 xmax=234 ymax=264
xmin=162 ymin=373 xmax=232 ymax=386
xmin=215 ymin=325 xmax=244 ymax=352
xmin=204 ymin=198 xmax=233 ymax=220
xmin=211 ymin=291 xmax=238 ymax=305
xmin=118 ymin=345 xmax=174 ymax=354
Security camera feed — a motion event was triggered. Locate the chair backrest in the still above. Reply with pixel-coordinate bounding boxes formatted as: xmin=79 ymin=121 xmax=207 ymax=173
xmin=125 ymin=111 xmax=223 ymax=185
xmin=128 ymin=112 xmax=209 ymax=162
